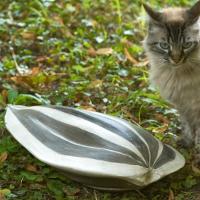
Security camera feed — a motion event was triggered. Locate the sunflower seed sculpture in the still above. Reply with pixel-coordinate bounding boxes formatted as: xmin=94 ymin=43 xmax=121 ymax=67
xmin=5 ymin=105 xmax=185 ymax=191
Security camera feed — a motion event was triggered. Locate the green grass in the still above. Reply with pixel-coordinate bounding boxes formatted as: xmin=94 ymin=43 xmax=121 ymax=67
xmin=0 ymin=0 xmax=199 ymax=199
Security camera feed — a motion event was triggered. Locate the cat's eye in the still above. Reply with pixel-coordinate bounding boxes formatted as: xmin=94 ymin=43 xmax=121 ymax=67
xmin=183 ymin=42 xmax=193 ymax=49
xmin=159 ymin=42 xmax=169 ymax=50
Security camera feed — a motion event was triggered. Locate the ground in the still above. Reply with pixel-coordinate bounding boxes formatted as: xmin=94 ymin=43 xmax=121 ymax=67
xmin=0 ymin=0 xmax=200 ymax=200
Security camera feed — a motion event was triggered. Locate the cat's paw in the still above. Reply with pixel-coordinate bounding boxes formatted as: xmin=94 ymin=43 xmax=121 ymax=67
xmin=176 ymin=137 xmax=194 ymax=149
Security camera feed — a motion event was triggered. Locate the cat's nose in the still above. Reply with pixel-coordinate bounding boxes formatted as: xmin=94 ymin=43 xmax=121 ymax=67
xmin=169 ymin=57 xmax=184 ymax=65
xmin=170 ymin=57 xmax=182 ymax=64
xmin=170 ymin=53 xmax=183 ymax=65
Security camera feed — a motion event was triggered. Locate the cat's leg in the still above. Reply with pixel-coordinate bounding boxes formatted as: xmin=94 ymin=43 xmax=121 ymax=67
xmin=183 ymin=111 xmax=200 ymax=167
xmin=191 ymin=111 xmax=200 ymax=166
xmin=194 ymin=128 xmax=200 ymax=166
xmin=177 ymin=115 xmax=194 ymax=148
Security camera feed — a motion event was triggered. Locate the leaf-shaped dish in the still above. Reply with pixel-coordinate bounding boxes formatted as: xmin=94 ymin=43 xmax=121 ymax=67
xmin=5 ymin=105 xmax=185 ymax=191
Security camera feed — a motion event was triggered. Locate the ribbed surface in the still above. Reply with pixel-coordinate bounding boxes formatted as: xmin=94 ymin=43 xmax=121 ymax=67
xmin=5 ymin=105 xmax=185 ymax=190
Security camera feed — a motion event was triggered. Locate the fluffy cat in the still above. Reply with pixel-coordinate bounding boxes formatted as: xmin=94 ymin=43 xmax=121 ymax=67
xmin=143 ymin=1 xmax=200 ymax=165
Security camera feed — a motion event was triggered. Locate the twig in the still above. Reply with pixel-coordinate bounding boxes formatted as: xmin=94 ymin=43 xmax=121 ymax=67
xmin=8 ymin=3 xmax=14 ymax=23
xmin=10 ymin=47 xmax=22 ymax=74
xmin=93 ymin=190 xmax=98 ymax=200
xmin=7 ymin=4 xmax=23 ymax=75
xmin=134 ymin=189 xmax=146 ymax=199
xmin=19 ymin=176 xmax=24 ymax=188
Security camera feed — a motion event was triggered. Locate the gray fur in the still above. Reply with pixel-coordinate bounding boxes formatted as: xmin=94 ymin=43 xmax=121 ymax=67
xmin=143 ymin=1 xmax=200 ymax=164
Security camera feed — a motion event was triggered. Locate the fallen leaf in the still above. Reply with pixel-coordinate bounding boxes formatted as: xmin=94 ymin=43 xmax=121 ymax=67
xmin=10 ymin=76 xmax=33 ymax=90
xmin=124 ymin=48 xmax=138 ymax=65
xmin=87 ymin=48 xmax=96 ymax=56
xmin=155 ymin=113 xmax=170 ymax=124
xmin=0 ymin=152 xmax=8 ymax=164
xmin=0 ymin=193 xmax=5 ymax=200
xmin=81 ymin=106 xmax=96 ymax=112
xmin=26 ymin=164 xmax=38 ymax=173
xmin=95 ymin=48 xmax=113 ymax=55
xmin=1 ymin=90 xmax=8 ymax=104
xmin=36 ymin=56 xmax=48 ymax=62
xmin=134 ymin=60 xmax=149 ymax=67
xmin=153 ymin=124 xmax=169 ymax=134
xmin=30 ymin=67 xmax=41 ymax=76
xmin=20 ymin=32 xmax=36 ymax=40
xmin=88 ymin=48 xmax=113 ymax=56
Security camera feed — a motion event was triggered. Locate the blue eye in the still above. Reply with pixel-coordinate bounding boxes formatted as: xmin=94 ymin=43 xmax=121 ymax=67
xmin=159 ymin=42 xmax=169 ymax=50
xmin=183 ymin=42 xmax=193 ymax=49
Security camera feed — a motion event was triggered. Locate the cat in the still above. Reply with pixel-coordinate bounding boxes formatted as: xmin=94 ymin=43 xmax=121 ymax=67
xmin=143 ymin=0 xmax=200 ymax=166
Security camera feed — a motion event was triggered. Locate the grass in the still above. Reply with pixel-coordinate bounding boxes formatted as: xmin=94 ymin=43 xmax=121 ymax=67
xmin=0 ymin=0 xmax=199 ymax=199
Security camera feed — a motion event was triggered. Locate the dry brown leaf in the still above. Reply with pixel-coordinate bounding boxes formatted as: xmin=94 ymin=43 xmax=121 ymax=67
xmin=1 ymin=90 xmax=8 ymax=104
xmin=153 ymin=124 xmax=169 ymax=134
xmin=10 ymin=72 xmax=66 ymax=92
xmin=134 ymin=60 xmax=149 ymax=67
xmin=96 ymin=48 xmax=113 ymax=55
xmin=10 ymin=76 xmax=32 ymax=90
xmin=137 ymin=58 xmax=149 ymax=67
xmin=124 ymin=48 xmax=138 ymax=65
xmin=20 ymin=32 xmax=36 ymax=40
xmin=36 ymin=56 xmax=48 ymax=62
xmin=88 ymin=48 xmax=113 ymax=56
xmin=87 ymin=48 xmax=97 ymax=56
xmin=0 ymin=193 xmax=5 ymax=200
xmin=30 ymin=67 xmax=41 ymax=76
xmin=81 ymin=106 xmax=96 ymax=112
xmin=155 ymin=113 xmax=170 ymax=124
xmin=168 ymin=189 xmax=175 ymax=200
xmin=0 ymin=152 xmax=8 ymax=164
xmin=26 ymin=164 xmax=38 ymax=173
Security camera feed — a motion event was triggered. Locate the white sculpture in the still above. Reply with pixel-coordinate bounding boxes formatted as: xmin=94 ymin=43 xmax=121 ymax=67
xmin=5 ymin=105 xmax=185 ymax=191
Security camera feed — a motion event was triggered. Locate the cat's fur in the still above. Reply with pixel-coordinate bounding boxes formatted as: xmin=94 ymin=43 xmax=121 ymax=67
xmin=143 ymin=1 xmax=200 ymax=164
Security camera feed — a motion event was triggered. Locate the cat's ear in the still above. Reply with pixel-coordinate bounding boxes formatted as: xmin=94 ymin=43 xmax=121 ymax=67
xmin=143 ymin=3 xmax=162 ymax=23
xmin=188 ymin=0 xmax=200 ymax=24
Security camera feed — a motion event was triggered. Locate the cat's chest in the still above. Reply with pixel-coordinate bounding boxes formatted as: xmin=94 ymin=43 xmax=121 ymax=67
xmin=150 ymin=67 xmax=200 ymax=104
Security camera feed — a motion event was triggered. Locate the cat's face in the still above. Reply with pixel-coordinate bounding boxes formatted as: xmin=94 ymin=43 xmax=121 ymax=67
xmin=143 ymin=1 xmax=200 ymax=68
